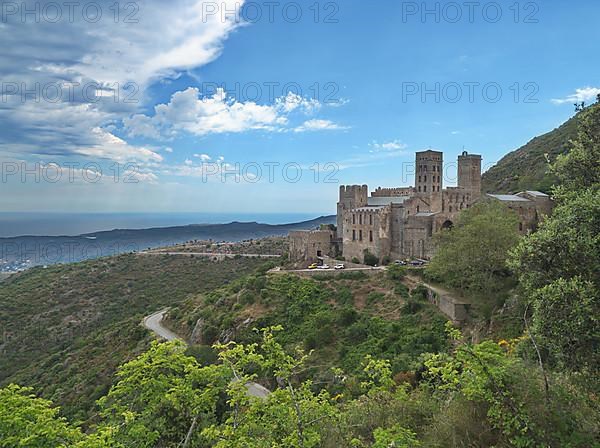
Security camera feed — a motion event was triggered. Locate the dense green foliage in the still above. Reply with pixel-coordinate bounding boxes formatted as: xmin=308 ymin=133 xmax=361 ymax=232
xmin=509 ymin=103 xmax=600 ymax=375
xmin=1 ymin=326 xmax=597 ymax=447
xmin=425 ymin=201 xmax=520 ymax=294
xmin=167 ymin=271 xmax=448 ymax=378
xmin=0 ymin=254 xmax=265 ymax=423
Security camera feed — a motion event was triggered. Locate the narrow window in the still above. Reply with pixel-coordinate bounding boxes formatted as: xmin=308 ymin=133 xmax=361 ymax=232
xmin=424 ymin=186 xmax=427 ymax=192
xmin=424 ymin=176 xmax=427 ymax=182
xmin=352 ymin=214 xmax=356 ymax=224
xmin=352 ymin=230 xmax=356 ymax=241
xmin=359 ymin=230 xmax=363 ymax=241
xmin=369 ymin=214 xmax=373 ymax=225
xmin=369 ymin=231 xmax=373 ymax=242
xmin=519 ymin=223 xmax=524 ymax=232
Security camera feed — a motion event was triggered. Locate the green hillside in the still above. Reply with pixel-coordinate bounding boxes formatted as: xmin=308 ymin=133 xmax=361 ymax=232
xmin=0 ymin=254 xmax=265 ymax=423
xmin=481 ymin=111 xmax=580 ymax=193
xmin=165 ymin=269 xmax=448 ymax=378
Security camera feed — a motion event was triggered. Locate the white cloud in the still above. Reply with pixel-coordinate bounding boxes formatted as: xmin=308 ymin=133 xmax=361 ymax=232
xmin=0 ymin=0 xmax=247 ymax=164
xmin=124 ymin=88 xmax=338 ymax=139
xmin=551 ymin=87 xmax=600 ymax=104
xmin=294 ymin=119 xmax=348 ymax=133
xmin=194 ymin=153 xmax=212 ymax=161
xmin=369 ymin=139 xmax=408 ymax=152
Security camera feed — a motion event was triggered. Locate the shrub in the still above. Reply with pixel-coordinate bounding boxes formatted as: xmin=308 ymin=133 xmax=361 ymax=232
xmin=367 ymin=292 xmax=386 ymax=305
xmin=387 ymin=264 xmax=407 ymax=281
xmin=411 ymin=284 xmax=430 ymax=301
xmin=351 ymin=257 xmax=361 ymax=264
xmin=394 ymin=283 xmax=410 ymax=298
xmin=338 ymin=271 xmax=368 ymax=281
xmin=402 ymin=299 xmax=423 ymax=314
xmin=363 ymin=250 xmax=379 ymax=267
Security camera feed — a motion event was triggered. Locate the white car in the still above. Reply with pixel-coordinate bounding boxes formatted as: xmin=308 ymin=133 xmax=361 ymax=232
xmin=334 ymin=264 xmax=346 ymax=270
xmin=317 ymin=264 xmax=331 ymax=270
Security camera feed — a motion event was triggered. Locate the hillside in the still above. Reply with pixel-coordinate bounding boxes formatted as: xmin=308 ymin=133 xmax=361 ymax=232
xmin=165 ymin=269 xmax=449 ymax=379
xmin=481 ymin=111 xmax=580 ymax=193
xmin=0 ymin=254 xmax=266 ymax=423
xmin=0 ymin=215 xmax=336 ymax=271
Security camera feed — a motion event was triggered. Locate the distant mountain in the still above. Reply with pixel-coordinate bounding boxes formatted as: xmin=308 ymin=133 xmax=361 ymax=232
xmin=481 ymin=111 xmax=580 ymax=194
xmin=0 ymin=215 xmax=336 ymax=270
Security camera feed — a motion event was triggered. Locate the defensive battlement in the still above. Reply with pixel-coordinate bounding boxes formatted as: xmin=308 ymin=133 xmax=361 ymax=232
xmin=372 ymin=187 xmax=414 ymax=197
xmin=458 ymin=150 xmax=482 ymax=160
xmin=339 ymin=185 xmax=368 ymax=197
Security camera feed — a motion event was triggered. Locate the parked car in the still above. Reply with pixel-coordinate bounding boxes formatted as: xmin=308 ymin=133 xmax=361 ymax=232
xmin=394 ymin=260 xmax=407 ymax=265
xmin=334 ymin=264 xmax=345 ymax=270
xmin=318 ymin=264 xmax=331 ymax=270
xmin=308 ymin=263 xmax=318 ymax=269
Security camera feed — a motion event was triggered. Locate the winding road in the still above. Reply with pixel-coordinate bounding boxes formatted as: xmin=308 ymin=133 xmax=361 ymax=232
xmin=142 ymin=309 xmax=271 ymax=399
xmin=143 ymin=310 xmax=182 ymax=341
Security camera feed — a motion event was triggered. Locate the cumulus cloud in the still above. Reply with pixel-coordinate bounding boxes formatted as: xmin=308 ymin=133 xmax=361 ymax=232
xmin=0 ymin=0 xmax=246 ymax=167
xmin=124 ymin=88 xmax=336 ymax=138
xmin=551 ymin=87 xmax=600 ymax=104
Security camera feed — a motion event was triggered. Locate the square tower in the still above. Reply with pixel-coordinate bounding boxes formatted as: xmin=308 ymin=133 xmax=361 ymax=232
xmin=458 ymin=151 xmax=482 ymax=199
xmin=415 ymin=150 xmax=443 ymax=211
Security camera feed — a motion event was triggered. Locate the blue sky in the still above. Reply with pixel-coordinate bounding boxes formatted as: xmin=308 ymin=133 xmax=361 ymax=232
xmin=1 ymin=0 xmax=599 ymax=215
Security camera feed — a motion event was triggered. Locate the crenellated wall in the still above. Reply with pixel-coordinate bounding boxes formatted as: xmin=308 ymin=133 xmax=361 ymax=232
xmin=337 ymin=185 xmax=368 ymax=237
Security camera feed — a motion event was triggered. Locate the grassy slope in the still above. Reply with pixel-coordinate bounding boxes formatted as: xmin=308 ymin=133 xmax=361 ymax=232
xmin=166 ymin=271 xmax=449 ymax=383
xmin=481 ymin=111 xmax=580 ymax=193
xmin=0 ymin=254 xmax=265 ymax=423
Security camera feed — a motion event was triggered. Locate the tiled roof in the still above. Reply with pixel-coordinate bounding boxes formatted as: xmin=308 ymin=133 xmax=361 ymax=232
xmin=487 ymin=194 xmax=531 ymax=202
xmin=524 ymin=191 xmax=549 ymax=197
xmin=367 ymin=196 xmax=408 ymax=206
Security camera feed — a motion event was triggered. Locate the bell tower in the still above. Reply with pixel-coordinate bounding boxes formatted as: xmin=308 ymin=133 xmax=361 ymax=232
xmin=415 ymin=150 xmax=443 ymax=211
xmin=457 ymin=151 xmax=482 ymax=199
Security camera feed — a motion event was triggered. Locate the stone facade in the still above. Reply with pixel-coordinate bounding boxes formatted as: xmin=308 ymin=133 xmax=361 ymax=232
xmin=289 ymin=229 xmax=337 ymax=262
xmin=336 ymin=150 xmax=555 ymax=263
xmin=486 ymin=191 xmax=554 ymax=234
xmin=290 ymin=150 xmax=554 ymax=264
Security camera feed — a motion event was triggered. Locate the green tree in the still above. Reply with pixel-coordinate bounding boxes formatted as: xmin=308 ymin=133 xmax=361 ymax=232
xmin=98 ymin=340 xmax=228 ymax=448
xmin=204 ymin=327 xmax=339 ymax=448
xmin=510 ymin=103 xmax=600 ymax=373
xmin=425 ymin=201 xmax=520 ymax=292
xmin=552 ymin=103 xmax=600 ymax=195
xmin=509 ymin=185 xmax=600 ymax=372
xmin=0 ymin=384 xmax=83 ymax=447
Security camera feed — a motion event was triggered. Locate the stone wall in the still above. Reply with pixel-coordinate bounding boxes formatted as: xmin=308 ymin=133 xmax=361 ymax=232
xmin=289 ymin=229 xmax=335 ymax=262
xmin=424 ymin=287 xmax=471 ymax=323
xmin=371 ymin=186 xmax=414 ymax=197
xmin=341 ymin=207 xmax=390 ymax=262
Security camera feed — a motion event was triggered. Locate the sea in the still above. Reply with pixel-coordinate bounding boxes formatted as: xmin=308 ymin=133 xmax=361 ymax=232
xmin=0 ymin=212 xmax=325 ymax=238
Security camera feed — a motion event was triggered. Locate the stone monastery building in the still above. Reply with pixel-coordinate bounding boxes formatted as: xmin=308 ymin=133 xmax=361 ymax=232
xmin=290 ymin=150 xmax=553 ymax=264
